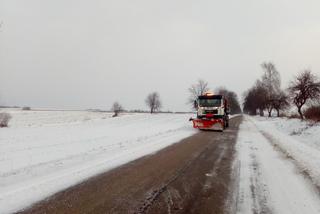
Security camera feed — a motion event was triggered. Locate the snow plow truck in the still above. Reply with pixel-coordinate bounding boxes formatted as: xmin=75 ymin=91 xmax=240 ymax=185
xmin=190 ymin=92 xmax=230 ymax=131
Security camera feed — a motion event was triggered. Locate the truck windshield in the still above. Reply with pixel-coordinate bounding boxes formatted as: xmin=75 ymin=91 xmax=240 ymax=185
xmin=198 ymin=99 xmax=221 ymax=107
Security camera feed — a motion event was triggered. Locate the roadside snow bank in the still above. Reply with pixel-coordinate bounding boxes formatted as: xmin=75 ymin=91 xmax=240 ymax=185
xmin=254 ymin=116 xmax=320 ymax=151
xmin=251 ymin=116 xmax=320 ymax=188
xmin=235 ymin=116 xmax=320 ymax=214
xmin=0 ymin=110 xmax=196 ymax=214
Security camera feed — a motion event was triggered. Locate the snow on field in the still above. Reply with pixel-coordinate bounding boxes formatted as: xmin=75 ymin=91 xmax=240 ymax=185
xmin=0 ymin=109 xmax=196 ymax=214
xmin=3 ymin=108 xmax=116 ymax=128
xmin=234 ymin=116 xmax=320 ymax=214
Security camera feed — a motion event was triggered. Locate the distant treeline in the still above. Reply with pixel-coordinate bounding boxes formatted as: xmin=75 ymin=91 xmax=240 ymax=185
xmin=243 ymin=62 xmax=320 ymax=121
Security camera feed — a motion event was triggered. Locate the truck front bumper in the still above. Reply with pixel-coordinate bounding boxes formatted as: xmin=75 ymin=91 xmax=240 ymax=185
xmin=192 ymin=118 xmax=224 ymax=131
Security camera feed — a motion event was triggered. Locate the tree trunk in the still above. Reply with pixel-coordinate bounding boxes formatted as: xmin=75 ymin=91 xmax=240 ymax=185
xmin=276 ymin=109 xmax=280 ymax=117
xmin=259 ymin=108 xmax=264 ymax=116
xmin=267 ymin=107 xmax=272 ymax=117
xmin=298 ymin=107 xmax=303 ymax=120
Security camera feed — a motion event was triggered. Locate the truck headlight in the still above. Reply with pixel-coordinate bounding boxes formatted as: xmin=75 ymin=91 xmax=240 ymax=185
xmin=198 ymin=108 xmax=204 ymax=115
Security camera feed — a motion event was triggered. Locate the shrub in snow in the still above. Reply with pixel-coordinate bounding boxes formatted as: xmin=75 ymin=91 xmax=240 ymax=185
xmin=22 ymin=106 xmax=31 ymax=110
xmin=111 ymin=102 xmax=124 ymax=117
xmin=304 ymin=106 xmax=320 ymax=122
xmin=288 ymin=113 xmax=300 ymax=119
xmin=0 ymin=112 xmax=11 ymax=127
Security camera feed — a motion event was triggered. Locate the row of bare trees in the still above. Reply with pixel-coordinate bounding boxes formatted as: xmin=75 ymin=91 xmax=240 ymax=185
xmin=111 ymin=92 xmax=162 ymax=117
xmin=188 ymin=79 xmax=242 ymax=114
xmin=112 ymin=78 xmax=243 ymax=117
xmin=243 ymin=62 xmax=320 ymax=119
xmin=243 ymin=62 xmax=288 ymax=117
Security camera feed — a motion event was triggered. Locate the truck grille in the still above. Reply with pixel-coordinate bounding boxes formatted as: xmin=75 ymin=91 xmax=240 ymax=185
xmin=205 ymin=109 xmax=218 ymax=114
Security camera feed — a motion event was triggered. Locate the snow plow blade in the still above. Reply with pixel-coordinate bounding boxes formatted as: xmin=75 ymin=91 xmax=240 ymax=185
xmin=192 ymin=119 xmax=224 ymax=131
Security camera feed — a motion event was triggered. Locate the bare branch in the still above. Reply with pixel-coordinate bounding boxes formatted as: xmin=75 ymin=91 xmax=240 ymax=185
xmin=187 ymin=79 xmax=209 ymax=109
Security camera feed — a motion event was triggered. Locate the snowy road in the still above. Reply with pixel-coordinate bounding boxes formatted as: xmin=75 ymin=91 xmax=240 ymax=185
xmin=234 ymin=116 xmax=320 ymax=214
xmin=19 ymin=116 xmax=243 ymax=214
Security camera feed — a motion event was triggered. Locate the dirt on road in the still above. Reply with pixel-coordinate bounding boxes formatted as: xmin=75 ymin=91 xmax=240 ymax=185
xmin=18 ymin=116 xmax=242 ymax=214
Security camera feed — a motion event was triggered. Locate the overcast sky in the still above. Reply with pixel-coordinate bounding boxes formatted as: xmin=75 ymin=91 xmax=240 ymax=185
xmin=1 ymin=0 xmax=320 ymax=111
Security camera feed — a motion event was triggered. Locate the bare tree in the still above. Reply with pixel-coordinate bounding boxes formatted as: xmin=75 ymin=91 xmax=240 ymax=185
xmin=216 ymin=87 xmax=242 ymax=114
xmin=243 ymin=88 xmax=261 ymax=116
xmin=188 ymin=79 xmax=209 ymax=109
xmin=288 ymin=70 xmax=320 ymax=119
xmin=111 ymin=102 xmax=123 ymax=117
xmin=145 ymin=92 xmax=162 ymax=114
xmin=243 ymin=80 xmax=268 ymax=116
xmin=261 ymin=62 xmax=281 ymax=117
xmin=261 ymin=62 xmax=281 ymax=91
xmin=254 ymin=80 xmax=269 ymax=116
xmin=271 ymin=91 xmax=290 ymax=117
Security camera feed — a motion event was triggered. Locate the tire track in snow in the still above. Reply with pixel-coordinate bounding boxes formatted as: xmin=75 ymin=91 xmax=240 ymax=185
xmin=248 ymin=152 xmax=272 ymax=214
xmin=260 ymin=131 xmax=320 ymax=194
xmin=235 ymin=135 xmax=273 ymax=214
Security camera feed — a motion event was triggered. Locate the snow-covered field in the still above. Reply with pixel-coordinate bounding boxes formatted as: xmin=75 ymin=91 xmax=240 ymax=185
xmin=0 ymin=109 xmax=196 ymax=214
xmin=5 ymin=109 xmax=115 ymax=128
xmin=234 ymin=116 xmax=320 ymax=214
